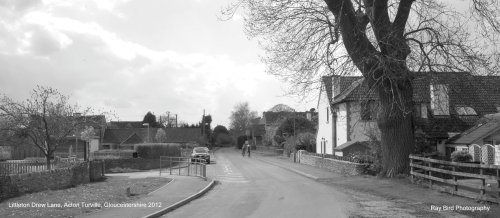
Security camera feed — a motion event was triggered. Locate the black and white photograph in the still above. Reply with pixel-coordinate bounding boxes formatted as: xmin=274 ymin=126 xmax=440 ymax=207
xmin=1 ymin=0 xmax=500 ymax=217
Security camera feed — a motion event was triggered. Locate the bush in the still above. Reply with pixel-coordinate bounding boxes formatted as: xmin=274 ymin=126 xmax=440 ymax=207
xmin=451 ymin=150 xmax=472 ymax=162
xmin=273 ymin=135 xmax=285 ymax=147
xmin=295 ymin=132 xmax=316 ymax=152
xmin=236 ymin=135 xmax=248 ymax=149
xmin=135 ymin=143 xmax=181 ymax=159
xmin=215 ymin=133 xmax=233 ymax=146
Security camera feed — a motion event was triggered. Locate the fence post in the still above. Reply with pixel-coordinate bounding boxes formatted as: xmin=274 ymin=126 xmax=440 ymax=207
xmin=453 ymin=166 xmax=458 ymax=192
xmin=187 ymin=159 xmax=190 ymax=176
xmin=480 ymin=168 xmax=485 ymax=195
xmin=169 ymin=157 xmax=172 ymax=175
xmin=497 ymin=168 xmax=500 ymax=198
xmin=428 ymin=161 xmax=433 ymax=188
xmin=159 ymin=157 xmax=162 ymax=176
xmin=410 ymin=156 xmax=414 ymax=183
xmin=203 ymin=163 xmax=206 ymax=180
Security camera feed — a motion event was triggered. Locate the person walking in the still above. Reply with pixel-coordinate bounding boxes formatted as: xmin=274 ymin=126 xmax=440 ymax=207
xmin=241 ymin=140 xmax=250 ymax=157
xmin=242 ymin=140 xmax=251 ymax=157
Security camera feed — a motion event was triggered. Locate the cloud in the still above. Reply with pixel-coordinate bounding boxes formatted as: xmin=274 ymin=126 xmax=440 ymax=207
xmin=0 ymin=0 xmax=315 ymax=126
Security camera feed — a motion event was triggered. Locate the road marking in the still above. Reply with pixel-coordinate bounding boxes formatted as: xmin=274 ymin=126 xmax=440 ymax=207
xmin=217 ymin=165 xmax=249 ymax=183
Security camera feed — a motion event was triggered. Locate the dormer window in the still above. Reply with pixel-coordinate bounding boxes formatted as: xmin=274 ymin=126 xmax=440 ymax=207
xmin=430 ymin=84 xmax=449 ymax=116
xmin=455 ymin=106 xmax=477 ymax=115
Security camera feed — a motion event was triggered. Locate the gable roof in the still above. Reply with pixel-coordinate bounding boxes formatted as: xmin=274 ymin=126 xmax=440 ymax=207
xmin=324 ymin=72 xmax=500 ymax=116
xmin=102 ymin=127 xmax=201 ymax=144
xmin=449 ymin=113 xmax=500 ymax=144
xmin=107 ymin=121 xmax=144 ymax=129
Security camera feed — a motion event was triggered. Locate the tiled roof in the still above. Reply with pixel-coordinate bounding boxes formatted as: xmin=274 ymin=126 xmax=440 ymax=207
xmin=102 ymin=128 xmax=201 ymax=144
xmin=324 ymin=72 xmax=500 ymax=115
xmin=449 ymin=113 xmax=500 ymax=144
xmin=415 ymin=116 xmax=479 ymax=139
xmin=107 ymin=121 xmax=144 ymax=129
xmin=164 ymin=128 xmax=201 ymax=143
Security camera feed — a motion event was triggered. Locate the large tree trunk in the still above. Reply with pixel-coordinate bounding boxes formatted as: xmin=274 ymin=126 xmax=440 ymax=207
xmin=45 ymin=155 xmax=51 ymax=170
xmin=376 ymin=76 xmax=415 ymax=177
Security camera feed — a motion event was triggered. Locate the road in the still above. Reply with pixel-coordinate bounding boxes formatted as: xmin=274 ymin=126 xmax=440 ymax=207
xmin=163 ymin=147 xmax=354 ymax=218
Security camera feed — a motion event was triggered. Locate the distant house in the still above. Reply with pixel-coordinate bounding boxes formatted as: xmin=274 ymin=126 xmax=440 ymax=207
xmin=101 ymin=127 xmax=202 ymax=150
xmin=317 ymin=72 xmax=500 ymax=157
xmin=249 ymin=117 xmax=266 ymax=145
xmin=261 ymin=105 xmax=317 ymax=146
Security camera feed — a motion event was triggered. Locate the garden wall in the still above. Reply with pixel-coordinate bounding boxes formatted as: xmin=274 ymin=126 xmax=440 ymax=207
xmin=0 ymin=161 xmax=105 ymax=201
xmin=103 ymin=158 xmax=173 ymax=173
xmin=297 ymin=150 xmax=368 ymax=176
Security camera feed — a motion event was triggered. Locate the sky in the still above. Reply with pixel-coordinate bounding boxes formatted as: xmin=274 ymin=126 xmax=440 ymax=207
xmin=0 ymin=0 xmax=316 ymax=127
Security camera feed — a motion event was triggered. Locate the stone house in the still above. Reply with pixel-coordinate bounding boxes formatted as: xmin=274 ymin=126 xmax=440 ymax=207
xmin=316 ymin=72 xmax=500 ymax=157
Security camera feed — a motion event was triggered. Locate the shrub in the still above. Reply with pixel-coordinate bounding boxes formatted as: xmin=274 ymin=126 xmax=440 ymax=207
xmin=236 ymin=135 xmax=248 ymax=149
xmin=273 ymin=135 xmax=285 ymax=147
xmin=451 ymin=150 xmax=472 ymax=162
xmin=215 ymin=133 xmax=233 ymax=146
xmin=135 ymin=143 xmax=181 ymax=159
xmin=295 ymin=132 xmax=316 ymax=152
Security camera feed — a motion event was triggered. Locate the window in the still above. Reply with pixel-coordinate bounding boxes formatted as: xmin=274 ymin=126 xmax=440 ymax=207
xmin=326 ymin=107 xmax=329 ymax=124
xmin=430 ymin=84 xmax=450 ymax=115
xmin=361 ymin=101 xmax=377 ymax=121
xmin=455 ymin=106 xmax=477 ymax=115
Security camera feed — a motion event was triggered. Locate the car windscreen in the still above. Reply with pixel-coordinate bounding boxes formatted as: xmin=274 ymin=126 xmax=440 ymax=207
xmin=194 ymin=148 xmax=207 ymax=153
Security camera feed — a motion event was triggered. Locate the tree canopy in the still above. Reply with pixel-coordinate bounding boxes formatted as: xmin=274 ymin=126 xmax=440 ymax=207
xmin=142 ymin=111 xmax=160 ymax=128
xmin=229 ymin=102 xmax=258 ymax=136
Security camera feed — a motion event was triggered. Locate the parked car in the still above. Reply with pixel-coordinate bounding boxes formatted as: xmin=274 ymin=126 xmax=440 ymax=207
xmin=191 ymin=147 xmax=210 ymax=164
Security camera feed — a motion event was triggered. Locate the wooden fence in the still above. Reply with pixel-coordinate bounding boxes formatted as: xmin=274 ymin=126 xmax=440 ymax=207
xmin=0 ymin=160 xmax=53 ymax=175
xmin=410 ymin=154 xmax=500 ymax=203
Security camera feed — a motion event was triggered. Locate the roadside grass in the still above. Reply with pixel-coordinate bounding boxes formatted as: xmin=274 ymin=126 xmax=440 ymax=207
xmin=0 ymin=176 xmax=171 ymax=218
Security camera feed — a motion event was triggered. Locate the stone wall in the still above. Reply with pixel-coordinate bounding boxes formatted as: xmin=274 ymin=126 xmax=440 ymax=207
xmin=297 ymin=150 xmax=368 ymax=176
xmin=0 ymin=161 xmax=105 ymax=201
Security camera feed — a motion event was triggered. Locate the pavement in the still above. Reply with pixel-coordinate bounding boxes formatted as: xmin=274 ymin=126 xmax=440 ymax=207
xmin=80 ymin=172 xmax=216 ymax=218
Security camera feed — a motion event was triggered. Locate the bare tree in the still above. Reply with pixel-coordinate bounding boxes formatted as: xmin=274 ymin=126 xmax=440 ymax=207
xmin=224 ymin=0 xmax=500 ymax=176
xmin=0 ymin=86 xmax=103 ymax=169
xmin=155 ymin=128 xmax=167 ymax=143
xmin=229 ymin=102 xmax=258 ymax=136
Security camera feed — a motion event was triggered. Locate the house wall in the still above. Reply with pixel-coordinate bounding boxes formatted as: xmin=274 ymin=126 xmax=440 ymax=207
xmin=483 ymin=130 xmax=500 ymax=145
xmin=347 ymin=102 xmax=379 ymax=142
xmin=89 ymin=138 xmax=99 ymax=152
xmin=316 ymin=91 xmax=334 ymax=154
xmin=336 ymin=103 xmax=348 ymax=147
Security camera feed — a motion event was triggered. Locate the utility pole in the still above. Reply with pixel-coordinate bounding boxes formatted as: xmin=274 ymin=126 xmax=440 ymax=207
xmin=175 ymin=114 xmax=178 ymax=128
xmin=167 ymin=111 xmax=170 ymax=128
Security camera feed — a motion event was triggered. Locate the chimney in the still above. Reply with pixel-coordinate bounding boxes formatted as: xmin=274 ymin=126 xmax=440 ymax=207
xmin=430 ymin=84 xmax=449 ymax=115
xmin=332 ymin=75 xmax=340 ymax=100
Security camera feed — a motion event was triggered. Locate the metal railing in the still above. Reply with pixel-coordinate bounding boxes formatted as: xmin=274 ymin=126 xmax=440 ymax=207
xmin=159 ymin=156 xmax=207 ymax=180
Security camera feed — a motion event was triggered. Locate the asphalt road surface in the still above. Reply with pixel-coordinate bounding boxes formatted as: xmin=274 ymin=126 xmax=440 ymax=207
xmin=163 ymin=147 xmax=354 ymax=218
